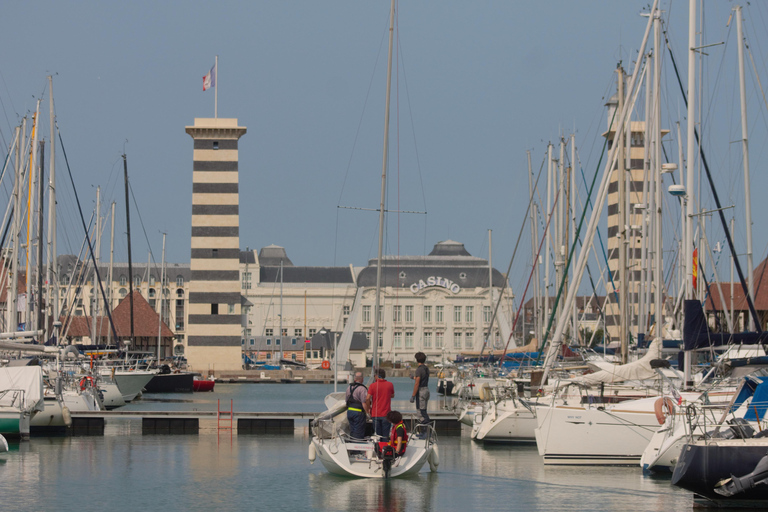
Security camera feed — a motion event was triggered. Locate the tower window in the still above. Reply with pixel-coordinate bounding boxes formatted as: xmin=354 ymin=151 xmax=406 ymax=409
xmin=213 ymin=141 xmax=219 ymax=150
xmin=211 ymin=303 xmax=219 ymax=315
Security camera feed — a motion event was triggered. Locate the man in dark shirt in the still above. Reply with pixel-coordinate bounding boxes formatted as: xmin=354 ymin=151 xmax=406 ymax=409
xmin=346 ymin=371 xmax=369 ymax=439
xmin=410 ymin=352 xmax=430 ymax=424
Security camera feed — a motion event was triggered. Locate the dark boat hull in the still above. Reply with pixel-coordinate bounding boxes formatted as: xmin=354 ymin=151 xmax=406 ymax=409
xmin=672 ymin=440 xmax=768 ymax=504
xmin=144 ymin=373 xmax=194 ymax=393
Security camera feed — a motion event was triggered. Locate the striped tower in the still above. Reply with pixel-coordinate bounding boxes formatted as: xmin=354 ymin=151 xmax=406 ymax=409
xmin=185 ymin=118 xmax=247 ymax=373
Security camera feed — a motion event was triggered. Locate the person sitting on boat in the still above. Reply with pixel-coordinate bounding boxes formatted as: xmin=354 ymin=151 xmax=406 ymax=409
xmin=346 ymin=371 xmax=369 ymax=440
xmin=366 ymin=368 xmax=395 ymax=438
xmin=386 ymin=410 xmax=408 ymax=457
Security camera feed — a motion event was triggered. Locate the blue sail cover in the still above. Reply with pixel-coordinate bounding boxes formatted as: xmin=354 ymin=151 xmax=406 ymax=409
xmin=683 ymin=300 xmax=768 ymax=350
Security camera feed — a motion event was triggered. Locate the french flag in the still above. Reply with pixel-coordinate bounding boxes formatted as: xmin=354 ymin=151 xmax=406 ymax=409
xmin=203 ymin=62 xmax=216 ymax=91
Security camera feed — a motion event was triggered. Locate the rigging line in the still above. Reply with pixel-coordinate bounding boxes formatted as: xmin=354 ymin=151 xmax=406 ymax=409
xmin=666 ymin=35 xmax=762 ymax=333
xmin=57 ymin=128 xmax=119 ymax=344
xmin=497 ymin=187 xmax=560 ymax=364
xmin=478 ymin=148 xmax=547 ymax=356
xmin=335 ymin=12 xmax=390 ymax=207
xmin=127 ymin=182 xmax=158 ymax=268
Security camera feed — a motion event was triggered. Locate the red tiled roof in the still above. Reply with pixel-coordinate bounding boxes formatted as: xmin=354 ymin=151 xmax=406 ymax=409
xmin=63 ymin=290 xmax=174 ymax=338
xmin=705 ymin=257 xmax=768 ymax=311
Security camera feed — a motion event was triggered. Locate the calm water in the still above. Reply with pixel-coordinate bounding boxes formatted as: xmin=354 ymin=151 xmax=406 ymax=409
xmin=0 ymin=379 xmax=693 ymax=512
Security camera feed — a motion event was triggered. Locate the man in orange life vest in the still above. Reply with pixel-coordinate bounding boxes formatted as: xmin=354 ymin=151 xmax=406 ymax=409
xmin=366 ymin=368 xmax=395 ymax=437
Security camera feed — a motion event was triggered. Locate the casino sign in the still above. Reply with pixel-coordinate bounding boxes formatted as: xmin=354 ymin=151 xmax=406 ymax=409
xmin=410 ymin=276 xmax=461 ymax=294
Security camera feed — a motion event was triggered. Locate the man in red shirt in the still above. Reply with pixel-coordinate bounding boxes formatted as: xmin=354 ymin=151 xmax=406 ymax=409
xmin=366 ymin=369 xmax=395 ymax=437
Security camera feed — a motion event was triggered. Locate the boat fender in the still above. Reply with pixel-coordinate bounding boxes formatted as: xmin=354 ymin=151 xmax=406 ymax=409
xmin=654 ymin=397 xmax=676 ymax=425
xmin=62 ymin=406 xmax=72 ymax=428
xmin=0 ymin=434 xmax=8 ymax=453
xmin=428 ymin=445 xmax=439 ymax=472
xmin=308 ymin=443 xmax=317 ymax=463
xmin=321 ymin=360 xmax=330 ymax=370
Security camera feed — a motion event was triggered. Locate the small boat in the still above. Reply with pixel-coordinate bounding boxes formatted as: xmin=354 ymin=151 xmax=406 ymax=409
xmin=193 ymin=375 xmax=215 ymax=392
xmin=309 ymin=396 xmax=438 ymax=478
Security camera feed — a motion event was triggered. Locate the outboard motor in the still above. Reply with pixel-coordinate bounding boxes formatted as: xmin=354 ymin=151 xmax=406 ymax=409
xmin=380 ymin=445 xmax=396 ymax=478
xmin=715 ymin=453 xmax=768 ymax=497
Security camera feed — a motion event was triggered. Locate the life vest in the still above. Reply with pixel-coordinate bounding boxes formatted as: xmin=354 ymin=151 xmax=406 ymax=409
xmin=346 ymin=382 xmax=368 ymax=412
xmin=389 ymin=421 xmax=408 ymax=455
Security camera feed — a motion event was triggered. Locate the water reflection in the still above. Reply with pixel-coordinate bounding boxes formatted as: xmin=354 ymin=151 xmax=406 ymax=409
xmin=309 ymin=472 xmax=437 ymax=512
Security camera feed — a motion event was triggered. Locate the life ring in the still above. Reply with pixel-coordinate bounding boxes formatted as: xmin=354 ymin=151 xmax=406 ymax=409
xmin=321 ymin=360 xmax=330 ymax=370
xmin=654 ymin=397 xmax=676 ymax=425
xmin=79 ymin=376 xmax=94 ymax=391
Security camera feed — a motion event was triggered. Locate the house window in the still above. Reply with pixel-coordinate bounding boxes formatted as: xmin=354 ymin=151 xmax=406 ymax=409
xmin=134 ymin=277 xmax=141 ymax=288
xmin=423 ymin=306 xmax=432 ymax=323
xmin=405 ymin=331 xmax=414 ymax=349
xmin=150 ymin=299 xmax=156 ymax=308
xmin=435 ymin=306 xmax=444 ymax=323
xmin=266 ymin=353 xmax=271 ymax=359
xmin=465 ymin=331 xmax=474 ymax=349
xmin=343 ymin=305 xmax=350 ymax=316
xmin=249 ymin=339 xmax=255 ymax=346
xmin=149 ymin=275 xmax=156 ymax=286
xmin=281 ymin=328 xmax=288 ymax=336
xmin=176 ymin=275 xmax=184 ymax=287
xmin=177 ymin=288 xmax=184 ymax=298
xmin=119 ymin=288 xmax=127 ymax=298
xmin=176 ymin=299 xmax=184 ymax=307
xmin=294 ymin=328 xmax=302 ymax=337
xmin=483 ymin=306 xmax=492 ymax=323
xmin=453 ymin=331 xmax=462 ymax=349
xmin=378 ymin=306 xmax=384 ymax=322
xmin=120 ymin=275 xmax=127 ymax=286
xmin=362 ymin=305 xmax=371 ymax=323
xmin=454 ymin=306 xmax=462 ymax=323
xmin=466 ymin=306 xmax=474 ymax=323
xmin=436 ymin=332 xmax=444 ymax=348
xmin=212 ymin=249 xmax=218 ymax=258
xmin=266 ymin=328 xmax=273 ymax=336
xmin=241 ymin=339 xmax=245 ymax=346
xmin=242 ymin=272 xmax=252 ymax=290
xmin=423 ymin=331 xmax=432 ymax=348
xmin=393 ymin=305 xmax=402 ymax=323
xmin=276 ymin=337 xmax=281 ymax=345
xmin=405 ymin=305 xmax=414 ymax=323
xmin=266 ymin=339 xmax=271 ymax=345
xmin=292 ymin=338 xmax=297 ymax=345
xmin=148 ymin=289 xmax=156 ymax=298
xmin=228 ymin=304 xmax=235 ymax=314
xmin=378 ymin=331 xmax=383 ymax=348
xmin=213 ymin=141 xmax=219 ymax=150
xmin=309 ymin=328 xmax=316 ymax=337
xmin=211 ymin=304 xmax=219 ymax=315
xmin=393 ymin=332 xmax=402 ymax=348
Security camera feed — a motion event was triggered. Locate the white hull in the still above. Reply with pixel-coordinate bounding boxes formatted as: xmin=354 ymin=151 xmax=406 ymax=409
xmin=99 ymin=382 xmax=126 ymax=409
xmin=471 ymin=400 xmax=538 ymax=443
xmin=104 ymin=370 xmax=155 ymax=402
xmin=534 ymin=396 xmax=689 ymax=465
xmin=30 ymin=397 xmax=72 ymax=429
xmin=310 ymin=434 xmax=435 ymax=478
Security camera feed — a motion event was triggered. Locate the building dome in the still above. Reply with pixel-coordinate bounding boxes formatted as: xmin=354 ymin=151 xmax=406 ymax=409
xmin=428 ymin=240 xmax=471 ymax=257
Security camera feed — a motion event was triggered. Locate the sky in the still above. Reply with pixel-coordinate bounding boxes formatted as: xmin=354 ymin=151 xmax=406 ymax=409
xmin=3 ymin=1 xmax=768 ymax=298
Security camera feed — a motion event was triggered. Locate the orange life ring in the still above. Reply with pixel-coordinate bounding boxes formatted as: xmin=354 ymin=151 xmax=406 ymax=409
xmin=654 ymin=397 xmax=676 ymax=425
xmin=321 ymin=360 xmax=331 ymax=370
xmin=79 ymin=376 xmax=94 ymax=391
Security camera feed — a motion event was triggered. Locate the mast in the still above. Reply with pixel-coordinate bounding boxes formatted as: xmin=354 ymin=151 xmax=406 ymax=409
xmin=91 ymin=186 xmax=100 ymax=343
xmin=617 ymin=66 xmax=628 ymax=364
xmin=279 ymin=258 xmax=283 ymax=362
xmin=570 ymin=134 xmax=577 ymax=342
xmin=157 ymin=233 xmax=166 ymax=362
xmin=123 ymin=155 xmax=135 ymax=347
xmin=27 ymin=106 xmax=40 ymax=330
xmin=107 ymin=202 xmax=115 ymax=345
xmin=9 ymin=125 xmax=21 ymax=331
xmin=488 ymin=229 xmax=493 ymax=351
xmin=37 ymin=141 xmax=45 ymax=335
xmin=46 ymin=75 xmax=58 ymax=336
xmin=653 ymin=11 xmax=663 ymax=340
xmin=371 ymin=0 xmax=395 ymax=376
xmin=735 ymin=5 xmax=754 ymax=330
xmin=684 ymin=0 xmax=696 ymax=387
xmin=543 ymin=143 xmax=553 ymax=339
xmin=527 ymin=151 xmax=541 ymax=345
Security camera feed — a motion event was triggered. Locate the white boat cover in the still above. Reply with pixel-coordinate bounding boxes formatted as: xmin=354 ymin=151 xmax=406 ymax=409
xmin=0 ymin=366 xmax=45 ymax=413
xmin=574 ymin=339 xmax=663 ymax=385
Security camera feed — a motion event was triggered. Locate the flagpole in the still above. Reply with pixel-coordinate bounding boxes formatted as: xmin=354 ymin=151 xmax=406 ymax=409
xmin=215 ymin=55 xmax=218 ymax=119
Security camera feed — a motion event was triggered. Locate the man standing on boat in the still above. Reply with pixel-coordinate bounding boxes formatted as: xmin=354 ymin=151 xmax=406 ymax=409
xmin=366 ymin=368 xmax=395 ymax=437
xmin=410 ymin=352 xmax=430 ymax=424
xmin=346 ymin=371 xmax=369 ymax=439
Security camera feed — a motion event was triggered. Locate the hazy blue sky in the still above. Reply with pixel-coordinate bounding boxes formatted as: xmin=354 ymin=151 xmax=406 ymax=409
xmin=2 ymin=1 xmax=768 ymax=296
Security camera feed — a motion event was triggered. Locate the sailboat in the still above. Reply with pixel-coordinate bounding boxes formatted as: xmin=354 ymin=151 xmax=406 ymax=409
xmin=309 ymin=0 xmax=437 ymax=478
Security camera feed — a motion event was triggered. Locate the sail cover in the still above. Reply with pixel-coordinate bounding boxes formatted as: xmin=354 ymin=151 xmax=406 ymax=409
xmin=0 ymin=366 xmax=45 ymax=413
xmin=574 ymin=338 xmax=664 ymax=385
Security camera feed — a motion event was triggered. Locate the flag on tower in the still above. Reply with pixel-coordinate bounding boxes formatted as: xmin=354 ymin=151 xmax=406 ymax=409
xmin=203 ymin=62 xmax=216 ymax=91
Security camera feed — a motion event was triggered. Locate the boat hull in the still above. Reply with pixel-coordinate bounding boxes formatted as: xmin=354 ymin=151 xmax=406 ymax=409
xmin=144 ymin=373 xmax=194 ymax=393
xmin=471 ymin=401 xmax=537 ymax=443
xmin=311 ymin=435 xmax=433 ymax=478
xmin=193 ymin=379 xmax=215 ymax=392
xmin=672 ymin=440 xmax=768 ymax=504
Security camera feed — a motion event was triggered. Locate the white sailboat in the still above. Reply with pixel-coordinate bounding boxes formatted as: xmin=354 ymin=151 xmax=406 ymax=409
xmin=309 ymin=0 xmax=437 ymax=478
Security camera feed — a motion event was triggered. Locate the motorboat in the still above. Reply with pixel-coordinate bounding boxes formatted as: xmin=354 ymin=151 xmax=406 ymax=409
xmin=193 ymin=375 xmax=215 ymax=392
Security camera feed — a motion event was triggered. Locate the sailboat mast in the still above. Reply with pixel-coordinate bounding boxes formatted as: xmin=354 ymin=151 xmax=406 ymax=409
xmin=158 ymin=232 xmax=165 ymax=362
xmin=527 ymin=151 xmax=541 ymax=345
xmin=123 ymin=154 xmax=135 ymax=347
xmin=683 ymin=0 xmax=696 ymax=387
xmin=371 ymin=0 xmax=396 ymax=375
xmin=92 ymin=186 xmax=100 ymax=343
xmin=735 ymin=5 xmax=754 ymax=330
xmin=107 ymin=202 xmax=115 ymax=345
xmin=47 ymin=75 xmax=58 ymax=334
xmin=279 ymin=258 xmax=283 ymax=362
xmin=653 ymin=12 xmax=663 ymax=341
xmin=9 ymin=125 xmax=21 ymax=331
xmin=27 ymin=106 xmax=40 ymax=330
xmin=617 ymin=66 xmax=628 ymax=364
xmin=37 ymin=141 xmax=45 ymax=334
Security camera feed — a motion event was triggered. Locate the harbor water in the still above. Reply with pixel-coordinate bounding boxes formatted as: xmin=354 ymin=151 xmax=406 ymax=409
xmin=0 ymin=379 xmax=693 ymax=511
